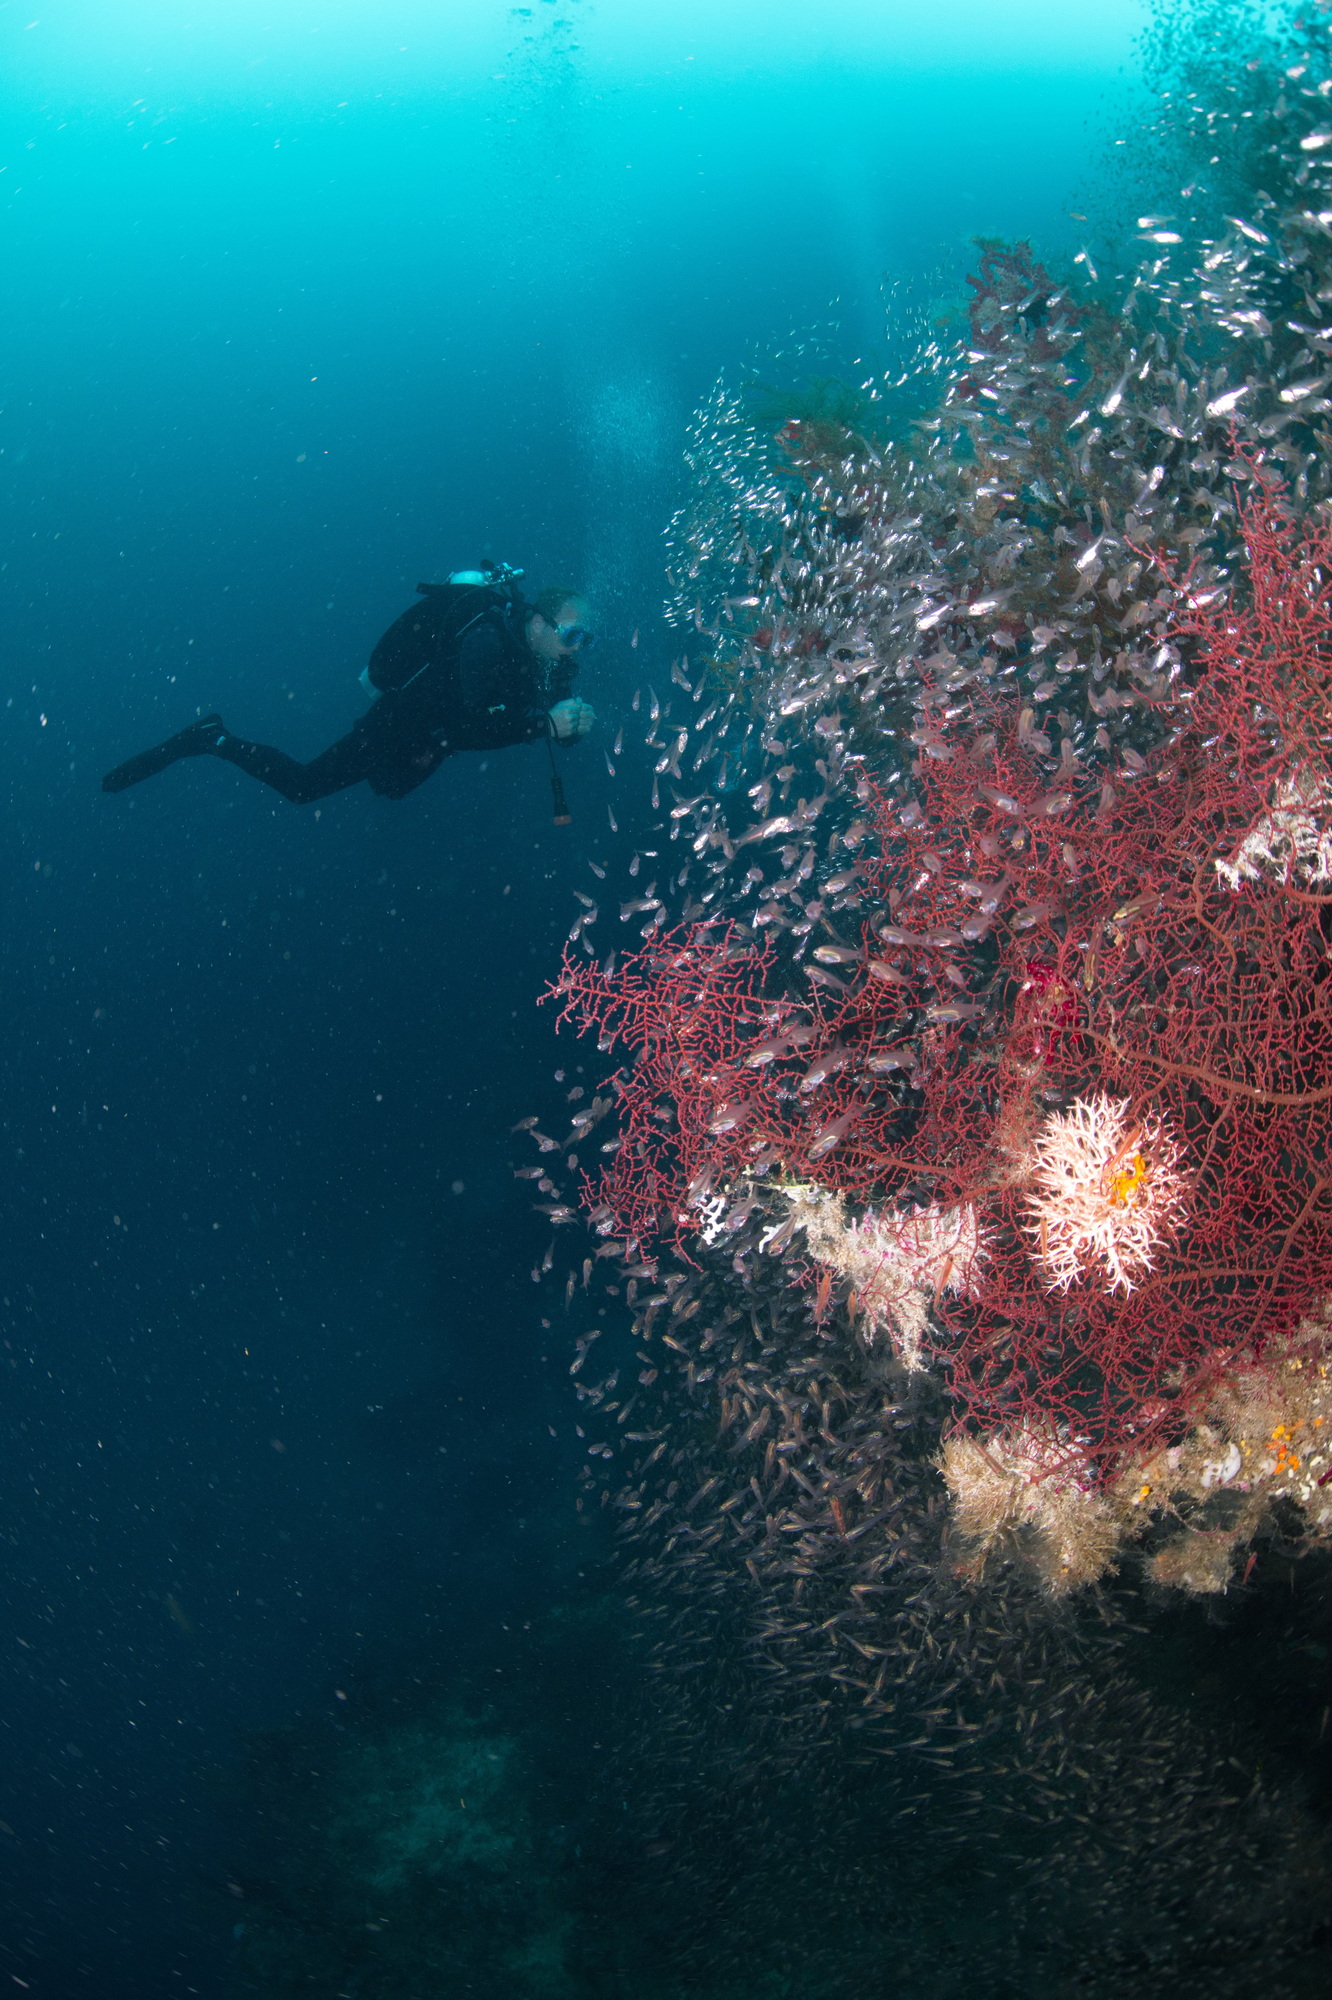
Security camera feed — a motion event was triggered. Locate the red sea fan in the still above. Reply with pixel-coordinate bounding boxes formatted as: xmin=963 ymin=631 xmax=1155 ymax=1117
xmin=884 ymin=483 xmax=1332 ymax=1462
xmin=543 ymin=926 xmax=777 ymax=1247
xmin=550 ymin=481 xmax=1332 ymax=1468
xmin=543 ymin=920 xmax=939 ymax=1250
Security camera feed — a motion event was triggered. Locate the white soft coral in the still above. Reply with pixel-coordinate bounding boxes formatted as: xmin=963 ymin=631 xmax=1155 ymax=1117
xmin=781 ymin=1183 xmax=984 ymax=1369
xmin=1216 ymin=765 xmax=1332 ymax=893
xmin=1023 ymin=1093 xmax=1188 ymax=1295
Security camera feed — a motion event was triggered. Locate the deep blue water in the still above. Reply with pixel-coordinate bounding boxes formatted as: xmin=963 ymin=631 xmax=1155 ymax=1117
xmin=0 ymin=4 xmax=1145 ymax=1992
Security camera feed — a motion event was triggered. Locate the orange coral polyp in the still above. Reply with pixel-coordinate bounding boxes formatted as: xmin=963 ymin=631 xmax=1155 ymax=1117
xmin=1106 ymin=1152 xmax=1149 ymax=1208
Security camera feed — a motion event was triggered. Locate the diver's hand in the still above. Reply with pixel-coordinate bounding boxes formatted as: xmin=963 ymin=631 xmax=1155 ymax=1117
xmin=548 ymin=698 xmax=596 ymax=744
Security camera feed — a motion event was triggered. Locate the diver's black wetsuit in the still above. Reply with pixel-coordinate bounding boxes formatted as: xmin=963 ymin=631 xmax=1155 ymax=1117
xmin=103 ymin=591 xmax=574 ymax=804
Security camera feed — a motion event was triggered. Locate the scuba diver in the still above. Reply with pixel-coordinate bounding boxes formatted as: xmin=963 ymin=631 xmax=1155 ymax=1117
xmin=101 ymin=564 xmax=597 ymax=807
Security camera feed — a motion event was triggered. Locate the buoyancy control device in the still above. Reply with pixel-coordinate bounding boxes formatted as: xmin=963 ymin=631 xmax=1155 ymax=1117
xmin=359 ymin=560 xmax=527 ymax=699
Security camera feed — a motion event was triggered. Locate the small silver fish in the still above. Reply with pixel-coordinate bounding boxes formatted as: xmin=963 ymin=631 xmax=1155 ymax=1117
xmin=744 ymin=1039 xmax=792 ymax=1067
xmin=807 ymin=1112 xmax=854 ymax=1159
xmin=799 ymin=1045 xmax=848 ymax=1091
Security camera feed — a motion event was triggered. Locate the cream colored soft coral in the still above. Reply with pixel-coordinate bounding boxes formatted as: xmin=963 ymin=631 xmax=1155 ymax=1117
xmin=780 ymin=1182 xmax=984 ymax=1370
xmin=1022 ymin=1093 xmax=1188 ymax=1295
xmin=939 ymin=1427 xmax=1124 ymax=1593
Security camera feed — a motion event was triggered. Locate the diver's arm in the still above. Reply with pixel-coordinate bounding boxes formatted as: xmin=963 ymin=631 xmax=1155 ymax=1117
xmin=455 ymin=622 xmax=507 ymax=717
xmin=455 ymin=624 xmax=554 ymax=748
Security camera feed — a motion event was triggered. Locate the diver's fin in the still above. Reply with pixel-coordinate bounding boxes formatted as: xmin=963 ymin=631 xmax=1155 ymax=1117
xmin=102 ymin=714 xmax=226 ymax=794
